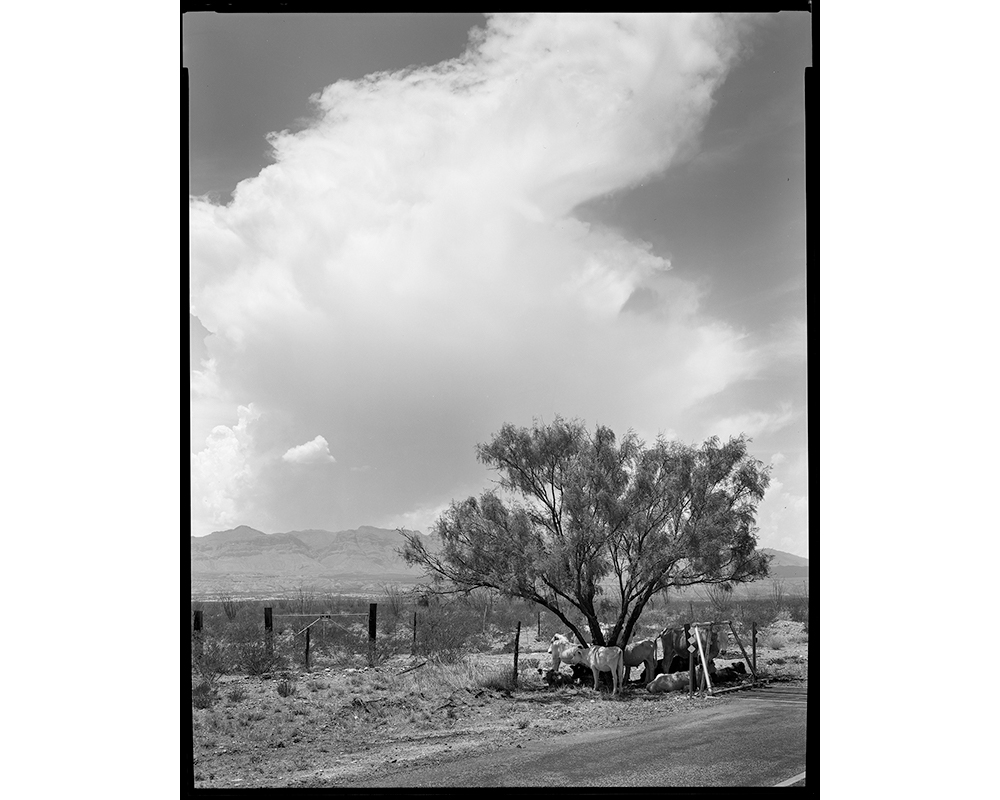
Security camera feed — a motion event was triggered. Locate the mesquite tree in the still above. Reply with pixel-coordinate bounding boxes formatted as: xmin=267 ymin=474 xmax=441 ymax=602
xmin=400 ymin=417 xmax=771 ymax=648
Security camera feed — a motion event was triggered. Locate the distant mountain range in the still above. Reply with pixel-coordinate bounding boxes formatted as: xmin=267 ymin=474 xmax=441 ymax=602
xmin=191 ymin=525 xmax=428 ymax=595
xmin=761 ymin=549 xmax=809 ymax=579
xmin=190 ymin=524 xmax=808 ymax=596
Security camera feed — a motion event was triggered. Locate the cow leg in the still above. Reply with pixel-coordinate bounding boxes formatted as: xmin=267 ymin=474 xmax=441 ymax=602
xmin=592 ymin=667 xmax=600 ymax=691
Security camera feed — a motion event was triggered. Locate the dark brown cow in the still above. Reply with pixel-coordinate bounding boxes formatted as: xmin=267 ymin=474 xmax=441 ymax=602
xmin=711 ymin=663 xmax=747 ymax=685
xmin=537 ymin=664 xmax=592 ymax=686
xmin=656 ymin=626 xmax=728 ymax=678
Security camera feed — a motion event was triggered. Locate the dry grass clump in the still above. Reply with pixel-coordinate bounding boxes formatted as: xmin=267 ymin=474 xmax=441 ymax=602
xmin=192 ymin=680 xmax=215 ymax=709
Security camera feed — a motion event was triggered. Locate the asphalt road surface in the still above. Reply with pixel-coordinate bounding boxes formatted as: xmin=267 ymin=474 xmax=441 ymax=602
xmin=352 ymin=681 xmax=808 ymax=787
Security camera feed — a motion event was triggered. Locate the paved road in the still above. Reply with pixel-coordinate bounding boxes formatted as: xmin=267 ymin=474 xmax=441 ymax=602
xmin=352 ymin=682 xmax=808 ymax=787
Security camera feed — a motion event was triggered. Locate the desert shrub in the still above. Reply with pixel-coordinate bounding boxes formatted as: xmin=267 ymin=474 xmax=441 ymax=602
xmin=193 ymin=637 xmax=231 ymax=686
xmin=704 ymin=584 xmax=735 ymax=620
xmin=380 ymin=584 xmax=409 ymax=636
xmin=765 ymin=634 xmax=786 ymax=650
xmin=277 ymin=680 xmax=297 ymax=697
xmin=736 ymin=598 xmax=778 ymax=631
xmin=768 ymin=580 xmax=786 ymax=617
xmin=414 ymin=602 xmax=481 ymax=662
xmin=223 ymin=615 xmax=266 ymax=648
xmin=226 ymin=687 xmax=247 ymax=703
xmin=238 ymin=640 xmax=278 ymax=675
xmin=788 ymin=598 xmax=809 ymax=628
xmin=221 ymin=595 xmax=241 ymax=622
xmin=192 ymin=680 xmax=215 ymax=709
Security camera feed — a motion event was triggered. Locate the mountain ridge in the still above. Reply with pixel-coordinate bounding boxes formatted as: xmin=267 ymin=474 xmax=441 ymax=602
xmin=190 ymin=526 xmax=808 ymax=593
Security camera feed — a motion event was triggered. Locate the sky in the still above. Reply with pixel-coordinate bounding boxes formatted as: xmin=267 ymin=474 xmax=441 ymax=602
xmin=186 ymin=12 xmax=811 ymax=557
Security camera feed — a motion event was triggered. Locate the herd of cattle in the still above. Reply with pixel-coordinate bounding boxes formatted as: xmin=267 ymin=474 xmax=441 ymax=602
xmin=539 ymin=628 xmax=749 ymax=695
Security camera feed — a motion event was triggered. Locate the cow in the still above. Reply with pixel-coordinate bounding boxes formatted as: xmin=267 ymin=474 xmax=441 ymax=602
xmin=536 ymin=663 xmax=592 ymax=687
xmin=656 ymin=626 xmax=728 ymax=679
xmin=547 ymin=634 xmax=579 ymax=672
xmin=711 ymin=662 xmax=748 ymax=685
xmin=548 ymin=633 xmax=624 ymax=695
xmin=646 ymin=672 xmax=690 ymax=694
xmin=623 ymin=639 xmax=658 ymax=686
xmin=537 ymin=668 xmax=573 ymax=687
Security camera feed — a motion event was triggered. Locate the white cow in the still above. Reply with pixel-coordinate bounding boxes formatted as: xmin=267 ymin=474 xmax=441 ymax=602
xmin=547 ymin=633 xmax=624 ymax=695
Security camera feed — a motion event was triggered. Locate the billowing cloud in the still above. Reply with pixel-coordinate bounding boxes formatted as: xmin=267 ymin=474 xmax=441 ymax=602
xmin=191 ymin=404 xmax=262 ymax=536
xmin=190 ymin=13 xmax=789 ymax=535
xmin=282 ymin=435 xmax=337 ymax=465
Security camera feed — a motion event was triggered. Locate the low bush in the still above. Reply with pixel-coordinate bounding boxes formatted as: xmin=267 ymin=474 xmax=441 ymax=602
xmin=192 ymin=681 xmax=215 ymax=709
xmin=193 ymin=638 xmax=231 ymax=687
xmin=238 ymin=641 xmax=278 ymax=676
xmin=788 ymin=598 xmax=809 ymax=630
xmin=413 ymin=604 xmax=481 ymax=662
xmin=277 ymin=680 xmax=297 ymax=697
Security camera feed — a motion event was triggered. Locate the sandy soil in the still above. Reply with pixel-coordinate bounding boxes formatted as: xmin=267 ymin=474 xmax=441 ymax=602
xmin=190 ymin=619 xmax=807 ymax=788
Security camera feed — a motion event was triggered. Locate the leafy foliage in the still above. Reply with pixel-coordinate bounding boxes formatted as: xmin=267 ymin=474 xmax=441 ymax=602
xmin=402 ymin=417 xmax=771 ymax=649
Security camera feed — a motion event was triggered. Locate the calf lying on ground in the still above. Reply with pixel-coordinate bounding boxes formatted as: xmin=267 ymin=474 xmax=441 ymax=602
xmin=711 ymin=662 xmax=748 ymax=684
xmin=694 ymin=661 xmax=748 ymax=688
xmin=538 ymin=668 xmax=574 ymax=687
xmin=646 ymin=672 xmax=690 ymax=693
xmin=537 ymin=663 xmax=592 ymax=687
xmin=650 ymin=660 xmax=749 ymax=693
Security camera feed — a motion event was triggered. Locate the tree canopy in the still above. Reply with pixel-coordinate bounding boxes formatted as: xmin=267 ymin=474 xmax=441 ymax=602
xmin=400 ymin=416 xmax=771 ymax=649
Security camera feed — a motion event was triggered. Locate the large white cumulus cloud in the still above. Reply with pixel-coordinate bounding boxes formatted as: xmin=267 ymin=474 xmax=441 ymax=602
xmin=190 ymin=13 xmax=764 ymax=533
xmin=190 ymin=404 xmax=261 ymax=536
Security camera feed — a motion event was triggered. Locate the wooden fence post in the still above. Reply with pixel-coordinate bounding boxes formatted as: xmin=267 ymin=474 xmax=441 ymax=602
xmin=684 ymin=623 xmax=694 ymax=695
xmin=368 ymin=603 xmax=377 ymax=666
xmin=751 ymin=621 xmax=757 ymax=675
xmin=193 ymin=610 xmax=203 ymax=660
xmin=537 ymin=611 xmax=541 ymax=641
xmin=727 ymin=620 xmax=758 ymax=681
xmin=305 ymin=626 xmax=311 ymax=670
xmin=264 ymin=607 xmax=273 ymax=658
xmin=412 ymin=611 xmax=417 ymax=656
xmin=708 ymin=622 xmax=715 ymax=687
xmin=513 ymin=621 xmax=521 ymax=685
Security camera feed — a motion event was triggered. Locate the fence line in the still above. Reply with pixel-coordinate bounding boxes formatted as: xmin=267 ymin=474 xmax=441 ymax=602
xmin=192 ymin=600 xmax=772 ymax=689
